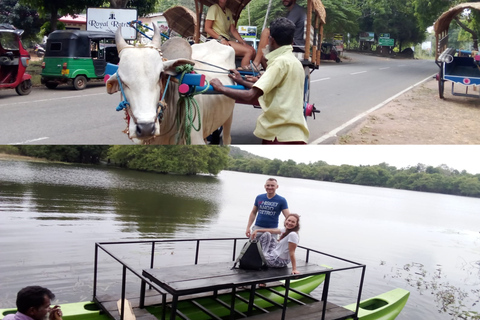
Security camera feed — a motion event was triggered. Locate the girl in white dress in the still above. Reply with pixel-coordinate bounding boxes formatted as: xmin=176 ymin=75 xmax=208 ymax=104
xmin=251 ymin=213 xmax=300 ymax=275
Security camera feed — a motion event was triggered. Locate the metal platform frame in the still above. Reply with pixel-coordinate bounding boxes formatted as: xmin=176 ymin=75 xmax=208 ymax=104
xmin=93 ymin=238 xmax=366 ymax=320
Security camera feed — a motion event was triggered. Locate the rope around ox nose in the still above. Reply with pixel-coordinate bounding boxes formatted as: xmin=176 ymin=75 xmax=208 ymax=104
xmin=175 ymin=64 xmax=210 ymax=145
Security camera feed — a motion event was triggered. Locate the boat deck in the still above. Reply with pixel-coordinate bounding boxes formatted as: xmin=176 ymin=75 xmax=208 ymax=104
xmin=247 ymin=301 xmax=354 ymax=320
xmin=93 ymin=238 xmax=366 ymax=320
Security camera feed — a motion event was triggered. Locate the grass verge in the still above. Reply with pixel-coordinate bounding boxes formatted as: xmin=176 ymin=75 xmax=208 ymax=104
xmin=27 ymin=60 xmax=43 ymax=87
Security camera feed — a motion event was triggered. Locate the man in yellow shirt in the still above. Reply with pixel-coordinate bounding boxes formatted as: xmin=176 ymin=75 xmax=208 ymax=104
xmin=210 ymin=17 xmax=309 ymax=144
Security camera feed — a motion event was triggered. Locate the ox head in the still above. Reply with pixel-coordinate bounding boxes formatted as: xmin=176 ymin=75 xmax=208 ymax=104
xmin=106 ymin=24 xmax=195 ymax=142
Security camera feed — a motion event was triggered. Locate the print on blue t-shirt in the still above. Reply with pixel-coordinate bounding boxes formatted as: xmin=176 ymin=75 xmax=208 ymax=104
xmin=254 ymin=194 xmax=288 ymax=228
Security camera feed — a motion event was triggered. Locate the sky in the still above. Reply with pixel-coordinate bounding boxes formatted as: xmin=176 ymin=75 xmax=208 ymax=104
xmin=237 ymin=145 xmax=480 ymax=174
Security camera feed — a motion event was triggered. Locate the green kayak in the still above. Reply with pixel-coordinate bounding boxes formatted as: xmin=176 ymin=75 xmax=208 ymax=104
xmin=0 ymin=284 xmax=409 ymax=320
xmin=0 ymin=275 xmax=324 ymax=320
xmin=344 ymin=288 xmax=410 ymax=320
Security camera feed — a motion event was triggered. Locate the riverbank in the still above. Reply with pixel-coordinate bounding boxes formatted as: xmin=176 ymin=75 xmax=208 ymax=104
xmin=0 ymin=153 xmax=50 ymax=162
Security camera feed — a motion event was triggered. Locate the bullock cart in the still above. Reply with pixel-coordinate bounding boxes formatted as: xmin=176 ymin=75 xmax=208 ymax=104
xmin=435 ymin=2 xmax=480 ymax=99
xmin=105 ymin=0 xmax=326 ymax=145
xmin=163 ymin=0 xmax=326 ymax=117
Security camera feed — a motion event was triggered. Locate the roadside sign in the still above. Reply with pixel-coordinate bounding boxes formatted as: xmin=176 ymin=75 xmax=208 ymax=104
xmin=238 ymin=26 xmax=258 ymax=49
xmin=359 ymin=32 xmax=374 ymax=42
xmin=238 ymin=26 xmax=257 ymax=38
xmin=334 ymin=33 xmax=343 ymax=40
xmin=333 ymin=33 xmax=344 ymax=52
xmin=379 ymin=33 xmax=390 ymax=39
xmin=379 ymin=38 xmax=394 ymax=46
xmin=87 ymin=8 xmax=137 ymax=39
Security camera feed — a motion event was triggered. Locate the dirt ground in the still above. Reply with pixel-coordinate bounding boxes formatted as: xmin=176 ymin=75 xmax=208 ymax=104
xmin=337 ymin=73 xmax=480 ymax=144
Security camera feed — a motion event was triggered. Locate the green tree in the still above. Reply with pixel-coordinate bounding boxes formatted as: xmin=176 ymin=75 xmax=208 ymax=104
xmin=0 ymin=0 xmax=44 ymax=42
xmin=413 ymin=0 xmax=453 ymax=33
xmin=353 ymin=166 xmax=392 ymax=186
xmin=206 ymin=146 xmax=230 ymax=175
xmin=387 ymin=171 xmax=414 ymax=190
xmin=124 ymin=0 xmax=159 ymax=17
xmin=334 ymin=165 xmax=358 ymax=183
xmin=458 ymin=176 xmax=480 ymax=197
xmin=20 ymin=0 xmax=104 ymax=33
xmin=278 ymin=160 xmax=301 ymax=178
xmin=157 ymin=0 xmax=195 ymax=12
xmin=356 ymin=0 xmax=424 ymax=50
xmin=18 ymin=145 xmax=108 ymax=163
xmin=262 ymin=159 xmax=283 ymax=176
xmin=245 ymin=158 xmax=267 ymax=174
xmin=108 ymin=145 xmax=229 ymax=175
xmin=322 ymin=0 xmax=361 ymax=39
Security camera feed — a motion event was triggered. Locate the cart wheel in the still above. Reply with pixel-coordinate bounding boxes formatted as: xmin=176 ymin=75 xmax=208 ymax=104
xmin=15 ymin=80 xmax=32 ymax=95
xmin=438 ymin=79 xmax=445 ymax=99
xmin=45 ymin=82 xmax=58 ymax=89
xmin=73 ymin=75 xmax=87 ymax=90
xmin=335 ymin=57 xmax=341 ymax=63
xmin=304 ymin=66 xmax=310 ymax=104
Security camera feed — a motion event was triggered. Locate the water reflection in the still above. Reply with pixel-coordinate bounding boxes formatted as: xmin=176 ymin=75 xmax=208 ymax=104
xmin=109 ymin=188 xmax=220 ymax=236
xmin=0 ymin=160 xmax=222 ymax=236
xmin=1 ymin=160 xmax=480 ymax=320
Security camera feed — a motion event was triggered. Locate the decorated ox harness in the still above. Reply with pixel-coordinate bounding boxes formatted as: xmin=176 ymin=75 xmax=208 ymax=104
xmin=106 ymin=45 xmax=210 ymax=144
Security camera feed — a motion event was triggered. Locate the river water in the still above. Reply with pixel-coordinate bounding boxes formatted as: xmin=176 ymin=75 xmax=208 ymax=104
xmin=0 ymin=159 xmax=479 ymax=319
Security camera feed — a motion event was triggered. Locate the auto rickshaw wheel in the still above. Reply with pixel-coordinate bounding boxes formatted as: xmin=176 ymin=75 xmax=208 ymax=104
xmin=15 ymin=80 xmax=32 ymax=95
xmin=45 ymin=82 xmax=58 ymax=89
xmin=74 ymin=75 xmax=87 ymax=90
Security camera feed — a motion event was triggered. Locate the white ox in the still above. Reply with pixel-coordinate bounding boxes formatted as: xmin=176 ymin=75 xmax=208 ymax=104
xmin=106 ymin=24 xmax=236 ymax=144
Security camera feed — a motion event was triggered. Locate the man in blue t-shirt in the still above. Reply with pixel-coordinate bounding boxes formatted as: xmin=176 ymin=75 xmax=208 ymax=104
xmin=246 ymin=178 xmax=290 ymax=238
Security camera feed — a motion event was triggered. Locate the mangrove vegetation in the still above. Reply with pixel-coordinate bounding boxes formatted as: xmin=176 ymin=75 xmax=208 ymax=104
xmin=2 ymin=145 xmax=479 ymax=198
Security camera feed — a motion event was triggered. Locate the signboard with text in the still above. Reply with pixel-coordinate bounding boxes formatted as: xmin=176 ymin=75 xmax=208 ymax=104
xmin=87 ymin=8 xmax=137 ymax=39
xmin=379 ymin=33 xmax=390 ymax=39
xmin=238 ymin=26 xmax=258 ymax=49
xmin=238 ymin=26 xmax=257 ymax=38
xmin=333 ymin=33 xmax=344 ymax=52
xmin=359 ymin=32 xmax=375 ymax=42
xmin=379 ymin=38 xmax=395 ymax=46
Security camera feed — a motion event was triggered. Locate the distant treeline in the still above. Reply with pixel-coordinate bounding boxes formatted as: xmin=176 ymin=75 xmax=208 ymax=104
xmin=227 ymin=152 xmax=480 ymax=198
xmin=107 ymin=145 xmax=229 ymax=175
xmin=9 ymin=145 xmax=229 ymax=175
xmin=3 ymin=145 xmax=480 ymax=198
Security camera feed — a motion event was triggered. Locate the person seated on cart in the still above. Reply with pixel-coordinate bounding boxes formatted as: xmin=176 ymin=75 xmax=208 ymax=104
xmin=205 ymin=0 xmax=256 ymax=70
xmin=245 ymin=0 xmax=306 ymax=71
xmin=210 ymin=17 xmax=309 ymax=145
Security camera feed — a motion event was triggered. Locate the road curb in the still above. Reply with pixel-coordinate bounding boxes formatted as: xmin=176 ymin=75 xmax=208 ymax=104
xmin=310 ymin=74 xmax=436 ymax=145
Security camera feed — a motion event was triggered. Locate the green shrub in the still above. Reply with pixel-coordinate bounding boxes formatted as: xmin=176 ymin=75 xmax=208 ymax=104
xmin=0 ymin=146 xmax=21 ymax=155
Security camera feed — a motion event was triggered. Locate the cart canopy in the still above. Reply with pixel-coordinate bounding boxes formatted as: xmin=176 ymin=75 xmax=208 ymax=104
xmin=434 ymin=2 xmax=480 ymax=59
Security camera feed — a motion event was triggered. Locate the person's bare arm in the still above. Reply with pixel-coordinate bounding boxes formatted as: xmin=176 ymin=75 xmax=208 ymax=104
xmin=251 ymin=228 xmax=281 ymax=238
xmin=204 ymin=20 xmax=229 ymax=45
xmin=289 ymin=242 xmax=299 ymax=274
xmin=246 ymin=206 xmax=258 ymax=237
xmin=229 ymin=24 xmax=246 ymax=45
xmin=210 ymin=78 xmax=262 ymax=103
xmin=282 ymin=208 xmax=291 ymax=218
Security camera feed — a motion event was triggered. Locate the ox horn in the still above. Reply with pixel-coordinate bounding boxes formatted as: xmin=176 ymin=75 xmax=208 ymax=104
xmin=115 ymin=26 xmax=130 ymax=53
xmin=151 ymin=23 xmax=161 ymax=49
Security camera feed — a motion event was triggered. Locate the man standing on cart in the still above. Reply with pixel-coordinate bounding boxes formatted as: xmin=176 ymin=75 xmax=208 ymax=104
xmin=210 ymin=17 xmax=309 ymax=145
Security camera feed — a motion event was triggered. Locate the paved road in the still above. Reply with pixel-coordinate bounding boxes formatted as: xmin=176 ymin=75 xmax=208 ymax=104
xmin=230 ymin=52 xmax=438 ymax=144
xmin=0 ymin=52 xmax=437 ymax=145
xmin=0 ymin=82 xmax=131 ymax=145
